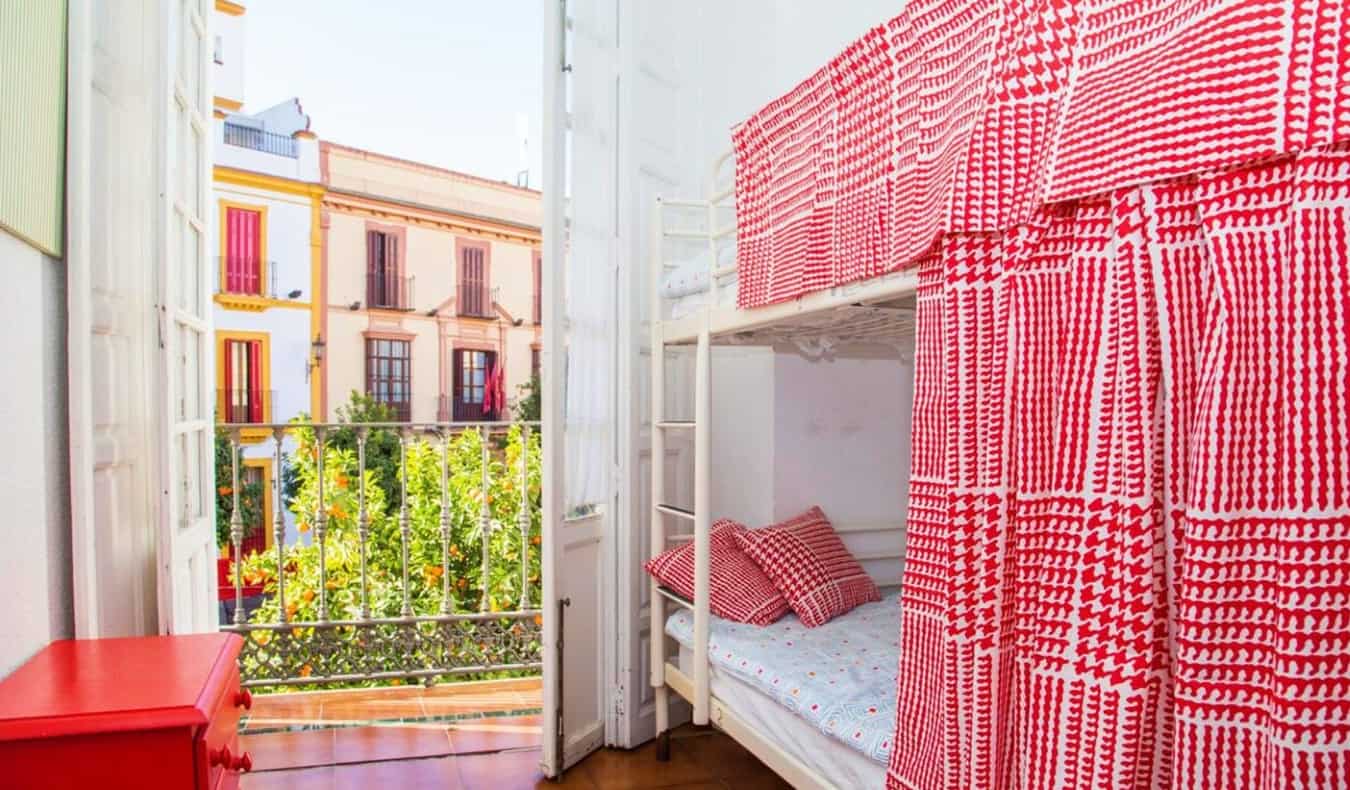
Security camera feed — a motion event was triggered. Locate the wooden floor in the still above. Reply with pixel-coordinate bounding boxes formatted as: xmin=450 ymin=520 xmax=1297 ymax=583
xmin=240 ymin=724 xmax=788 ymax=789
xmin=237 ymin=679 xmax=789 ymax=789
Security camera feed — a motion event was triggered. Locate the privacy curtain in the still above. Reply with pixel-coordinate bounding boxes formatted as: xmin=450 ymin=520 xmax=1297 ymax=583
xmin=888 ymin=146 xmax=1350 ymax=789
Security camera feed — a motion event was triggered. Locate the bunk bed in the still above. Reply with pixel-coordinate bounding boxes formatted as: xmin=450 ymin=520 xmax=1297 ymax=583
xmin=646 ymin=2 xmax=1350 ymax=788
xmin=647 ymin=152 xmax=917 ymax=790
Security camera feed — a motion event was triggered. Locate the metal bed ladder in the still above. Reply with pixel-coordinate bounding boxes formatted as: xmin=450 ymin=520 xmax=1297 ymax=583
xmin=649 ymin=194 xmax=714 ymax=761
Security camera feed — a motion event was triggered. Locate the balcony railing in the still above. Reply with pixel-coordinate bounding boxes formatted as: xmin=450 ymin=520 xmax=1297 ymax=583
xmin=367 ymin=271 xmax=415 ymax=311
xmin=217 ymin=389 xmax=275 ymax=425
xmin=217 ymin=256 xmax=278 ymax=299
xmin=458 ymin=285 xmax=498 ymax=319
xmin=216 ymin=419 xmax=542 ymax=689
xmin=223 ymin=122 xmax=299 ymax=158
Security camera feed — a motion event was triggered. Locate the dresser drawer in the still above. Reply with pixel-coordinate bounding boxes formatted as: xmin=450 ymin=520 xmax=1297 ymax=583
xmin=198 ymin=662 xmax=252 ymax=790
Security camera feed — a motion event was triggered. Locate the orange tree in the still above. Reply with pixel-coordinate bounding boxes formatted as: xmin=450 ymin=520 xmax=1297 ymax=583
xmin=236 ymin=422 xmax=542 ymax=684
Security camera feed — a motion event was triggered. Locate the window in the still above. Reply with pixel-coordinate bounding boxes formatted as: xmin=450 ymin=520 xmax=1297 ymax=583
xmin=221 ymin=337 xmax=265 ymax=424
xmin=366 ymin=338 xmax=411 ymax=420
xmin=366 ymin=230 xmax=404 ymax=309
xmin=222 ymin=205 xmax=265 ymax=296
xmin=531 ymin=348 xmax=541 ymax=380
xmin=458 ymin=242 xmax=490 ymax=317
xmin=453 ymin=349 xmax=496 ymax=421
xmin=238 ymin=462 xmax=269 ymax=556
xmin=532 ymin=250 xmax=542 ymax=324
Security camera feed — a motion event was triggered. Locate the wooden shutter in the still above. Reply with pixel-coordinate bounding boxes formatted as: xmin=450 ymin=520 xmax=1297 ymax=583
xmin=460 ymin=246 xmax=487 ymax=316
xmin=225 ymin=208 xmax=260 ymax=293
xmin=247 ymin=340 xmax=263 ymax=423
xmin=222 ymin=339 xmax=234 ymax=421
xmin=386 ymin=234 xmax=401 ymax=307
xmin=533 ymin=253 xmax=542 ymax=323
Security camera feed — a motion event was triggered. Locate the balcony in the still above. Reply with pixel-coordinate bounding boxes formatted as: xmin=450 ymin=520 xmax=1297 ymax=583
xmin=457 ymin=285 xmax=499 ymax=319
xmin=367 ymin=271 xmax=416 ymax=311
xmin=217 ymin=388 xmax=275 ymax=426
xmin=216 ymin=256 xmax=278 ymax=300
xmin=216 ymin=418 xmax=542 ymax=691
xmin=223 ymin=121 xmax=299 ymax=158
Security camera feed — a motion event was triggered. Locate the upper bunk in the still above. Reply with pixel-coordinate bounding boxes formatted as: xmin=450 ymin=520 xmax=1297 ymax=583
xmin=652 ymin=151 xmax=918 ymax=348
xmin=652 ymin=1 xmax=1350 ymax=350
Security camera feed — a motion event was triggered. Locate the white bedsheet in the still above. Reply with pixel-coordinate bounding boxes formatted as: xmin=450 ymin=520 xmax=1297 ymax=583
xmin=677 ymin=645 xmax=887 ymax=789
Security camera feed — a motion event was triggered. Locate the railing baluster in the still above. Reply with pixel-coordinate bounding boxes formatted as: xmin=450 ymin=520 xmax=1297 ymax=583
xmin=357 ymin=428 xmax=371 ymax=619
xmin=230 ymin=429 xmax=244 ymax=625
xmin=440 ymin=430 xmax=453 ymax=615
xmin=315 ymin=427 xmax=329 ymax=622
xmin=273 ymin=428 xmax=287 ymax=623
xmin=479 ymin=426 xmax=491 ymax=612
xmin=400 ymin=429 xmax=413 ymax=617
xmin=518 ymin=425 xmax=531 ymax=609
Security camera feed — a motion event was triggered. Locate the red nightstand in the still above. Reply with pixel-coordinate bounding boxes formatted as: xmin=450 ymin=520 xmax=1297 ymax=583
xmin=0 ymin=633 xmax=250 ymax=790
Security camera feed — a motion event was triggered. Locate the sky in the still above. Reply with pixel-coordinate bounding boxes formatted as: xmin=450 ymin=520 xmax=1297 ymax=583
xmin=241 ymin=0 xmax=544 ymax=189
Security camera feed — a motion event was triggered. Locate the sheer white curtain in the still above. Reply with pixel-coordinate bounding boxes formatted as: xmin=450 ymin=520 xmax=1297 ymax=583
xmin=562 ymin=230 xmax=613 ymax=511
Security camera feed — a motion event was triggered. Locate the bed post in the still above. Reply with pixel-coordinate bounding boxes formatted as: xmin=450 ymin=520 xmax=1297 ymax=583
xmin=650 ymin=197 xmax=672 ymax=760
xmin=693 ymin=327 xmax=712 ymax=726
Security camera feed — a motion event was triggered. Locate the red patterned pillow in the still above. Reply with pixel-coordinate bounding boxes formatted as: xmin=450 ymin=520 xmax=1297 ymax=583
xmin=734 ymin=506 xmax=880 ymax=627
xmin=643 ymin=520 xmax=790 ymax=626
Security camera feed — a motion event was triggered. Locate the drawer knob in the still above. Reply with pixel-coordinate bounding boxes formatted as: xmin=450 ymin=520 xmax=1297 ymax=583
xmin=234 ymin=689 xmax=253 ymax=710
xmin=232 ymin=751 xmax=253 ymax=773
xmin=209 ymin=745 xmax=232 ymax=768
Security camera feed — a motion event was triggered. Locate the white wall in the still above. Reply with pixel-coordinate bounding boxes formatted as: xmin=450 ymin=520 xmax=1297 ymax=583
xmin=679 ymin=0 xmax=899 ymax=193
xmin=0 ymin=230 xmax=72 ymax=676
xmin=772 ymin=352 xmax=913 ymax=524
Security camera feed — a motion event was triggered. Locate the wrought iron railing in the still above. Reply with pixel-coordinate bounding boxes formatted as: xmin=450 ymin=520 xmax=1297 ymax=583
xmin=367 ymin=271 xmax=416 ymax=311
xmin=223 ymin=122 xmax=299 ymax=158
xmin=457 ymin=284 xmax=498 ymax=319
xmin=216 ymin=256 xmax=279 ymax=299
xmin=217 ymin=419 xmax=542 ymax=688
xmin=217 ymin=389 xmax=275 ymax=425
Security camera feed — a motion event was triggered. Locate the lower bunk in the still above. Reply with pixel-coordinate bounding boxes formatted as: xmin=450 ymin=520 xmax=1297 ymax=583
xmin=662 ymin=590 xmax=901 ymax=789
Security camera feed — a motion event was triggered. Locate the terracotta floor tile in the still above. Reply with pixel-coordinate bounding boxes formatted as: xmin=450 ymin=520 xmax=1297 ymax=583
xmin=577 ymin=740 xmax=717 ymax=789
xmin=331 ymin=724 xmax=454 ymax=764
xmin=320 ymin=697 xmax=428 ymax=723
xmin=332 ymin=756 xmax=463 ymax=790
xmin=458 ymin=748 xmax=595 ymax=789
xmin=446 ymin=714 xmax=543 ymax=754
xmin=240 ymin=766 xmax=335 ymax=790
xmin=239 ymin=729 xmax=336 ymax=771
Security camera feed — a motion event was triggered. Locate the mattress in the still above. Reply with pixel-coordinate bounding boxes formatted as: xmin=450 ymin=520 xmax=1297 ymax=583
xmin=665 ymin=589 xmax=901 ymax=785
xmin=662 ymin=244 xmax=738 ymax=319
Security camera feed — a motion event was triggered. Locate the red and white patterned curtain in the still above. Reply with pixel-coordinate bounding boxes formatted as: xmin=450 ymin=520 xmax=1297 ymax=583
xmin=888 ymin=145 xmax=1350 ymax=789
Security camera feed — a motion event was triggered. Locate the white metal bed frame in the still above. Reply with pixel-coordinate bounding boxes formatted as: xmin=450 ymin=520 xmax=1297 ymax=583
xmin=647 ymin=151 xmax=919 ymax=789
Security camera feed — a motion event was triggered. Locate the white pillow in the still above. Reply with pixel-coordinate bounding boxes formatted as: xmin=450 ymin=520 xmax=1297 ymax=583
xmin=661 ymin=245 xmax=737 ymax=299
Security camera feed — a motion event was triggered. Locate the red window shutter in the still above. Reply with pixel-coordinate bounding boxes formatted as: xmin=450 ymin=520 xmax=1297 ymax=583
xmin=387 ymin=235 xmax=401 ymax=307
xmin=226 ymin=208 xmax=261 ymax=294
xmin=223 ymin=339 xmax=234 ymax=421
xmin=248 ymin=340 xmax=263 ymax=423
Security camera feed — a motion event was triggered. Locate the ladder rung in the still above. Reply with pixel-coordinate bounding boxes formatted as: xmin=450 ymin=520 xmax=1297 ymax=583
xmin=655 ymin=586 xmax=693 ymax=610
xmin=656 ymin=420 xmax=695 ymax=430
xmin=655 ymin=504 xmax=695 ymax=520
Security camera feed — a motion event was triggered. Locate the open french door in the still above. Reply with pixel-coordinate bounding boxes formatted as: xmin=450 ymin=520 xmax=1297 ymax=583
xmin=540 ymin=0 xmax=612 ymax=776
xmin=611 ymin=2 xmax=697 ymax=748
xmin=156 ymin=0 xmax=219 ymax=633
xmin=66 ymin=0 xmax=214 ymax=637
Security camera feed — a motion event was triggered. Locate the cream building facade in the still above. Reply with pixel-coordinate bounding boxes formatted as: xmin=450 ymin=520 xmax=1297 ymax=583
xmin=318 ymin=143 xmax=542 ymax=423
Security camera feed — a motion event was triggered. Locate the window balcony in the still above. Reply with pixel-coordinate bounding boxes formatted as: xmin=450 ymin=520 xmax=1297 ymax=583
xmin=215 ymin=417 xmax=543 ymax=690
xmin=217 ymin=388 xmax=275 ymax=426
xmin=367 ymin=271 xmax=416 ymax=311
xmin=457 ymin=285 xmax=499 ymax=319
xmin=217 ymin=256 xmax=278 ymax=300
xmin=223 ymin=121 xmax=299 ymax=158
